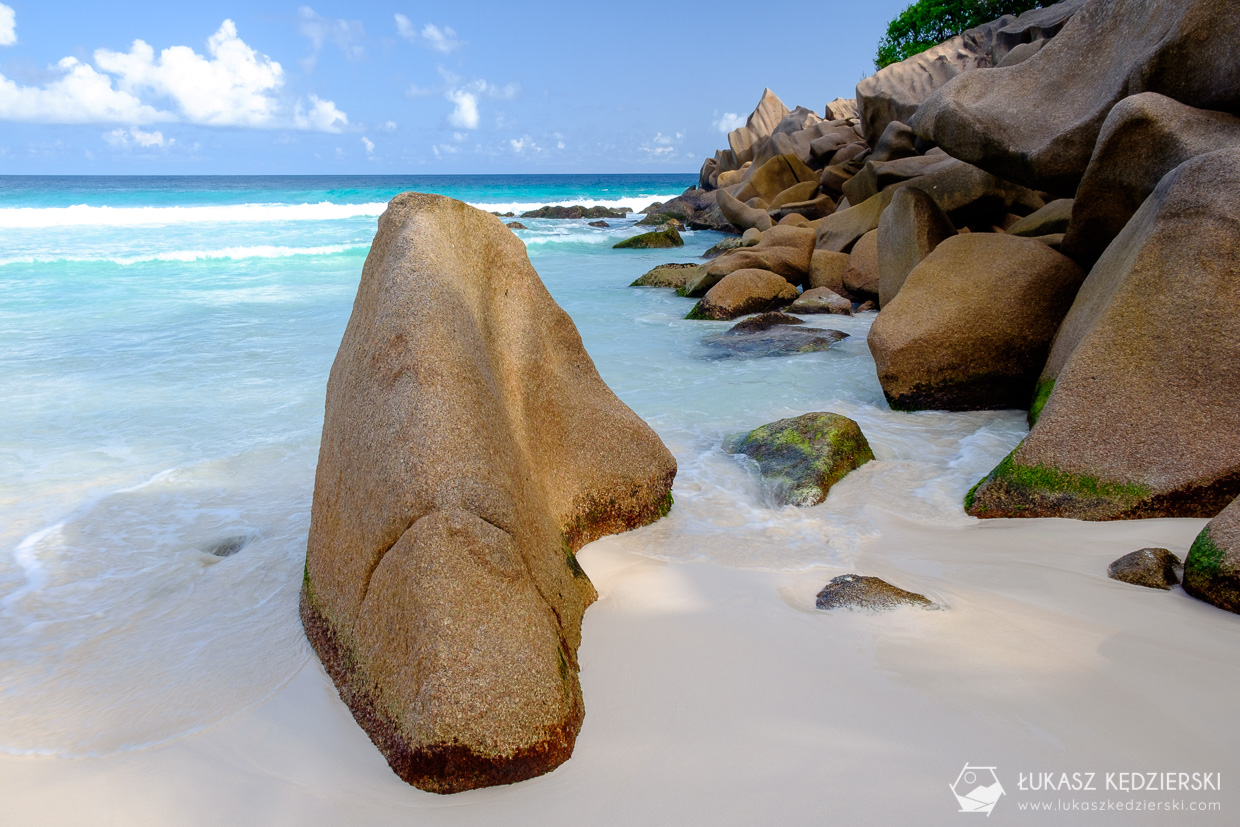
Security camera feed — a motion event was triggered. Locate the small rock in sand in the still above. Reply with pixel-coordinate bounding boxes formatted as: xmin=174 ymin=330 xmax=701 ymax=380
xmin=1107 ymin=548 xmax=1182 ymax=590
xmin=815 ymin=574 xmax=932 ymax=611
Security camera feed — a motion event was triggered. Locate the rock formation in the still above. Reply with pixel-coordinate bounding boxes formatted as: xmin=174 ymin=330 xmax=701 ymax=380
xmin=303 ymin=193 xmax=676 ymax=793
xmin=967 ymin=150 xmax=1240 ymax=519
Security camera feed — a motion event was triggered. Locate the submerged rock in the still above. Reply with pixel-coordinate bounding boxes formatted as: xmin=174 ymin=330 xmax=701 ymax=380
xmin=730 ymin=412 xmax=873 ymax=506
xmin=588 ymin=220 xmax=610 ymax=228
xmin=701 ymin=313 xmax=848 ymax=360
xmin=505 ymin=221 xmax=528 ymax=230
xmin=613 ymin=228 xmax=684 ymax=249
xmin=302 ymin=192 xmax=676 ymax=794
xmin=1184 ymin=497 xmax=1240 ymax=613
xmin=815 ymin=574 xmax=932 ymax=611
xmin=1107 ymin=548 xmax=1182 ymax=590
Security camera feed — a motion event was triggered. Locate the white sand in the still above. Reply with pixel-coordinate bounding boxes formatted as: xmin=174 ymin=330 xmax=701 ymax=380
xmin=3 ymin=506 xmax=1237 ymax=825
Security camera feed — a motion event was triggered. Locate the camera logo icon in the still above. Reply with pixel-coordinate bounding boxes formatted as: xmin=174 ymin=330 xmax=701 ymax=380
xmin=950 ymin=764 xmax=1005 ymax=815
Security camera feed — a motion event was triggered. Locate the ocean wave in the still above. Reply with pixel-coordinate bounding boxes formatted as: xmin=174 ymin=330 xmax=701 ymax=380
xmin=0 ymin=201 xmax=389 ymax=229
xmin=0 ymin=244 xmax=369 ymax=267
xmin=465 ymin=193 xmax=682 ymax=216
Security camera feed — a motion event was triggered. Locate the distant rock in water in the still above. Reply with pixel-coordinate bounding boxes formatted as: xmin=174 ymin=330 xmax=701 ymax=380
xmin=1107 ymin=548 xmax=1181 ymax=590
xmin=302 ymin=192 xmax=676 ymax=794
xmin=815 ymin=574 xmax=932 ymax=611
xmin=629 ymin=263 xmax=700 ymax=289
xmin=520 ymin=205 xmax=629 ymax=219
xmin=490 ymin=211 xmax=515 ymax=218
xmin=587 ymin=220 xmax=610 ymax=228
xmin=613 ymin=227 xmax=684 ymax=249
xmin=730 ymin=411 xmax=872 ymax=505
xmin=505 ymin=221 xmax=527 ymax=230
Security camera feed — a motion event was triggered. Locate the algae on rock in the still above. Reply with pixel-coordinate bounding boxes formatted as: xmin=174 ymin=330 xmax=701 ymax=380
xmin=731 ymin=412 xmax=874 ymax=506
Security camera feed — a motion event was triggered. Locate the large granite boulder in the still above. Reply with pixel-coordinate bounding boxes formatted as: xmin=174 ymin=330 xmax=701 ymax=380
xmin=854 ymin=2 xmax=1085 ymax=146
xmin=841 ymin=229 xmax=880 ymax=303
xmin=717 ymin=188 xmax=773 ymax=233
xmin=807 ymin=249 xmax=851 ymax=295
xmin=877 ymin=186 xmax=956 ymax=307
xmin=743 ymin=154 xmax=819 ymax=203
xmin=1184 ymin=497 xmax=1240 ymax=613
xmin=700 ymin=225 xmax=817 ymax=289
xmin=302 ymin=193 xmax=676 ymax=793
xmin=728 ymin=88 xmax=791 ymax=168
xmin=967 ymin=149 xmax=1240 ymax=520
xmin=868 ymin=233 xmax=1085 ymax=411
xmin=730 ymin=412 xmax=874 ymax=506
xmin=686 ymin=269 xmax=799 ymax=320
xmin=910 ymin=0 xmax=1240 ymax=196
xmin=1060 ymin=93 xmax=1240 ymax=267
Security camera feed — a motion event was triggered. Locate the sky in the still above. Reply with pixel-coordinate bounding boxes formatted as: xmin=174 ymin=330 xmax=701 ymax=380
xmin=0 ymin=1 xmax=908 ymax=174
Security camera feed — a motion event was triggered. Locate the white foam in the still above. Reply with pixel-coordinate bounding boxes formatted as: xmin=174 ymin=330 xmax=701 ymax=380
xmin=0 ymin=201 xmax=388 ymax=229
xmin=466 ymin=193 xmax=681 ymax=216
xmin=0 ymin=244 xmax=369 ymax=267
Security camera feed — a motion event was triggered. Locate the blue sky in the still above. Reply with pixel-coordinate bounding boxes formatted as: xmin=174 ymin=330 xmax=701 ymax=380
xmin=0 ymin=1 xmax=907 ymax=174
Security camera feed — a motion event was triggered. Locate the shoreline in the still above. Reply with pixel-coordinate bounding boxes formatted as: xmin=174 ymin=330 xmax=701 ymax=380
xmin=3 ymin=505 xmax=1233 ymax=824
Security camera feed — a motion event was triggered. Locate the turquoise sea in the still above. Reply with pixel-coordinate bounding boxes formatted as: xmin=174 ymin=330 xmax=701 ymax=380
xmin=0 ymin=175 xmax=1026 ymax=757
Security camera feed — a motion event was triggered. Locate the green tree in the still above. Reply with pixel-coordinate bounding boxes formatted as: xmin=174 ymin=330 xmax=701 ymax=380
xmin=875 ymin=0 xmax=1049 ymax=69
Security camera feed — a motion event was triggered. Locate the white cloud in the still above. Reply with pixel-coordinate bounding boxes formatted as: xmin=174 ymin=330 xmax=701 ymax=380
xmin=712 ymin=112 xmax=745 ymax=133
xmin=95 ymin=21 xmax=286 ymax=128
xmin=0 ymin=4 xmax=15 ymax=47
xmin=509 ymin=134 xmax=540 ymax=154
xmin=380 ymin=119 xmax=397 ymax=132
xmin=293 ymin=94 xmax=348 ymax=132
xmin=0 ymin=57 xmax=171 ymax=124
xmin=361 ymin=135 xmax=374 ymax=154
xmin=445 ymin=89 xmax=478 ymax=129
xmin=0 ymin=19 xmax=349 ymax=132
xmin=105 ymin=126 xmax=171 ymax=148
xmin=405 ymin=82 xmax=435 ymax=98
xmin=395 ymin=15 xmax=463 ymax=53
xmin=297 ymin=6 xmax=365 ymax=72
xmin=556 ymin=140 xmax=565 ymax=149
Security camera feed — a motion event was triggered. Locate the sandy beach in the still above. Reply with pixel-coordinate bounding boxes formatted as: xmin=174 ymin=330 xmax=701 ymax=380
xmin=4 ymin=505 xmax=1234 ymax=825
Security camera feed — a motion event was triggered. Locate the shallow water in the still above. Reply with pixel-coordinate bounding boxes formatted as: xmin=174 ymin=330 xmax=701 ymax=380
xmin=0 ymin=175 xmax=1026 ymax=757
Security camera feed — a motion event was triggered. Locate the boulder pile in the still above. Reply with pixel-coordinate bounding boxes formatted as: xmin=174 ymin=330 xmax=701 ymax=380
xmin=658 ymin=0 xmax=1240 ymax=610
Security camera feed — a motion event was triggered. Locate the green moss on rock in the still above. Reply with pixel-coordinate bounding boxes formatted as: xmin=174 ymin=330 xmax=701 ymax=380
xmin=1028 ymin=377 xmax=1055 ymax=426
xmin=965 ymin=448 xmax=1152 ymax=519
xmin=732 ymin=412 xmax=875 ymax=506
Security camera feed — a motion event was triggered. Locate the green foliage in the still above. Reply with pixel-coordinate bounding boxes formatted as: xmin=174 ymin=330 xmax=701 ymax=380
xmin=875 ymin=0 xmax=1050 ymax=69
